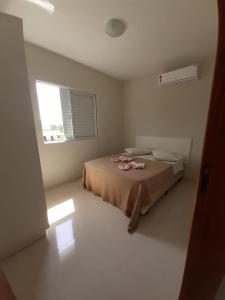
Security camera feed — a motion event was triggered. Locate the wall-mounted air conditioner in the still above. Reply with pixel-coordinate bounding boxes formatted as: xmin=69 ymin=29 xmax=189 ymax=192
xmin=158 ymin=65 xmax=199 ymax=87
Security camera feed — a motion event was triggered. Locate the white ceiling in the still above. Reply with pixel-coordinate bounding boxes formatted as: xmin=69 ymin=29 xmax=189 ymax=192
xmin=0 ymin=0 xmax=218 ymax=80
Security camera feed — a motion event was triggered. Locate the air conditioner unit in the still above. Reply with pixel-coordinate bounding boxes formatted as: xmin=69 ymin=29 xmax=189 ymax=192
xmin=158 ymin=65 xmax=199 ymax=87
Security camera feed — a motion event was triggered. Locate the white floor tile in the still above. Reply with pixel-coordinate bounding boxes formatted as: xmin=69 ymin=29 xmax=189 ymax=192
xmin=2 ymin=179 xmax=196 ymax=300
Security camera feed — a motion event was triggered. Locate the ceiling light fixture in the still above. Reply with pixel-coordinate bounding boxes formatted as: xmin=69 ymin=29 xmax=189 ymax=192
xmin=25 ymin=0 xmax=55 ymax=14
xmin=105 ymin=19 xmax=127 ymax=38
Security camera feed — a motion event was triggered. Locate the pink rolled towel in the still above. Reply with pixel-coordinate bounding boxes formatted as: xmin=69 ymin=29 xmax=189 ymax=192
xmin=118 ymin=163 xmax=132 ymax=171
xmin=111 ymin=155 xmax=134 ymax=163
xmin=128 ymin=161 xmax=145 ymax=169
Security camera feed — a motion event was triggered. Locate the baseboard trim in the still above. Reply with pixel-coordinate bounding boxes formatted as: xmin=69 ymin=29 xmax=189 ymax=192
xmin=0 ymin=231 xmax=46 ymax=261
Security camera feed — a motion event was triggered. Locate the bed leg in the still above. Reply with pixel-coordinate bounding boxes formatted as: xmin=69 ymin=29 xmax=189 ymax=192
xmin=140 ymin=210 xmax=149 ymax=216
xmin=144 ymin=210 xmax=149 ymax=216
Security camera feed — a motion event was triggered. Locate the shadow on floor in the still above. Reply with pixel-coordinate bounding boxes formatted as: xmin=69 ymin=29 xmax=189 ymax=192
xmin=136 ymin=180 xmax=196 ymax=250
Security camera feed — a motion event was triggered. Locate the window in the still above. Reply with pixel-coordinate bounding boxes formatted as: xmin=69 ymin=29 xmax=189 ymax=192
xmin=36 ymin=81 xmax=97 ymax=143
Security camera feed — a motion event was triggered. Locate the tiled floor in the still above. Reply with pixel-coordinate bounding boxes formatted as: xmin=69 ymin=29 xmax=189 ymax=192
xmin=2 ymin=179 xmax=196 ymax=300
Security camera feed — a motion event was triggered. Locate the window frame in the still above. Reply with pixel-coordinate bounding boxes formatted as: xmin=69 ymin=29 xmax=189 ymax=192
xmin=35 ymin=80 xmax=98 ymax=144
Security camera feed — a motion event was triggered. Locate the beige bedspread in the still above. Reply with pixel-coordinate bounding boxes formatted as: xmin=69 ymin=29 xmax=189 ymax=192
xmin=83 ymin=156 xmax=182 ymax=233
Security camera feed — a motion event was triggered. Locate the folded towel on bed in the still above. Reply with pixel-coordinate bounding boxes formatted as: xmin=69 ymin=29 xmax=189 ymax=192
xmin=118 ymin=163 xmax=132 ymax=171
xmin=128 ymin=161 xmax=145 ymax=169
xmin=118 ymin=161 xmax=146 ymax=171
xmin=111 ymin=155 xmax=134 ymax=163
xmin=111 ymin=155 xmax=145 ymax=171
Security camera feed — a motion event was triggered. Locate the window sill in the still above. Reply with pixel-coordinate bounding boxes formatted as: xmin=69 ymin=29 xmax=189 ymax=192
xmin=43 ymin=137 xmax=98 ymax=145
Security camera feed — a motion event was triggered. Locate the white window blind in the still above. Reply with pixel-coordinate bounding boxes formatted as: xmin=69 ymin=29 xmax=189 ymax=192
xmin=36 ymin=79 xmax=97 ymax=143
xmin=60 ymin=88 xmax=97 ymax=140
xmin=70 ymin=91 xmax=97 ymax=139
xmin=60 ymin=88 xmax=74 ymax=140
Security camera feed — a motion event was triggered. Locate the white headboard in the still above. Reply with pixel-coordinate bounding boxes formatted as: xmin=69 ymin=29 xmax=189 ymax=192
xmin=136 ymin=136 xmax=193 ymax=163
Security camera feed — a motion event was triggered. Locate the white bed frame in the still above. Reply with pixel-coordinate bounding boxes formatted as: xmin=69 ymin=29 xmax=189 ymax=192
xmin=136 ymin=136 xmax=193 ymax=164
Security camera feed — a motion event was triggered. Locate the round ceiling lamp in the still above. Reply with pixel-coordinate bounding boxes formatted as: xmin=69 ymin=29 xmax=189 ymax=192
xmin=105 ymin=19 xmax=127 ymax=38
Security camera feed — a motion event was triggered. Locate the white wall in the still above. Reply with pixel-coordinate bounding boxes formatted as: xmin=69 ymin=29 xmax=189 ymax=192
xmin=25 ymin=43 xmax=123 ymax=189
xmin=26 ymin=41 xmax=216 ymax=185
xmin=0 ymin=13 xmax=48 ymax=259
xmin=123 ymin=57 xmax=216 ymax=179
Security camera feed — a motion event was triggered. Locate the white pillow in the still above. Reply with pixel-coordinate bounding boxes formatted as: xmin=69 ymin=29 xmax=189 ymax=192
xmin=152 ymin=149 xmax=182 ymax=162
xmin=124 ymin=147 xmax=152 ymax=156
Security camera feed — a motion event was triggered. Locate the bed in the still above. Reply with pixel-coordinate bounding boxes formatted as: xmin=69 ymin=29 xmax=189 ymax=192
xmin=136 ymin=154 xmax=184 ymax=214
xmin=83 ymin=136 xmax=192 ymax=233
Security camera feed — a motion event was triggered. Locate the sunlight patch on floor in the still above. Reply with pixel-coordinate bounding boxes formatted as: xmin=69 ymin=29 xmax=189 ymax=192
xmin=47 ymin=199 xmax=75 ymax=224
xmin=55 ymin=219 xmax=76 ymax=254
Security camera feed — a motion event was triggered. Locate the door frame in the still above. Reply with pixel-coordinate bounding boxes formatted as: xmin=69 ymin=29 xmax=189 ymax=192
xmin=179 ymin=0 xmax=225 ymax=299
